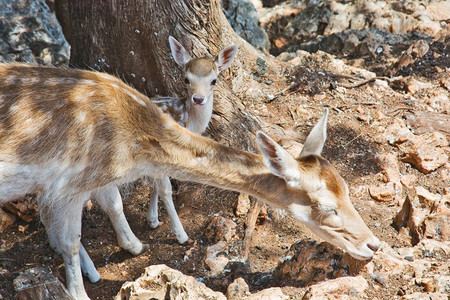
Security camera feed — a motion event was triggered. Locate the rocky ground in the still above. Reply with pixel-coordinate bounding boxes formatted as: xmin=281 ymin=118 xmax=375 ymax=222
xmin=1 ymin=0 xmax=449 ymax=299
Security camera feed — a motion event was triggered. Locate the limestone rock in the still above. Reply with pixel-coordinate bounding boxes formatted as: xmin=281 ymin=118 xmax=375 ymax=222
xmin=369 ymin=182 xmax=397 ymax=202
xmin=0 ymin=0 xmax=69 ymax=66
xmin=204 ymin=216 xmax=238 ymax=243
xmin=303 ymin=276 xmax=369 ymax=300
xmin=3 ymin=197 xmax=38 ymax=223
xmin=393 ymin=191 xmax=449 ymax=244
xmin=204 ymin=241 xmax=229 ymax=276
xmin=266 ymin=0 xmax=443 ymax=55
xmin=226 ymin=277 xmax=250 ymax=300
xmin=246 ymin=287 xmax=288 ymax=300
xmin=400 ymin=132 xmax=448 ymax=174
xmin=272 ymin=239 xmax=356 ymax=287
xmin=115 ymin=264 xmax=226 ymax=300
xmin=384 ymin=119 xmax=415 ymax=145
xmin=415 ymin=186 xmax=441 ymax=209
xmin=400 ymin=174 xmax=417 ymax=189
xmin=234 ymin=193 xmax=251 ymax=217
xmin=401 ymin=292 xmax=448 ymax=300
xmin=223 ymin=0 xmax=270 ymax=51
xmin=0 ymin=208 xmax=16 ymax=233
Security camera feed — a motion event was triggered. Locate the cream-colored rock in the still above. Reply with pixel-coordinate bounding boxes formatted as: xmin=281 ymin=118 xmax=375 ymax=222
xmin=204 ymin=216 xmax=238 ymax=243
xmin=115 ymin=264 xmax=226 ymax=300
xmin=369 ymin=182 xmax=397 ymax=202
xmin=204 ymin=241 xmax=229 ymax=276
xmin=303 ymin=276 xmax=368 ymax=300
xmin=400 ymin=174 xmax=417 ymax=189
xmin=0 ymin=208 xmax=16 ymax=233
xmin=247 ymin=287 xmax=288 ymax=300
xmin=234 ymin=193 xmax=251 ymax=217
xmin=401 ymin=292 xmax=448 ymax=300
xmin=384 ymin=119 xmax=415 ymax=145
xmin=415 ymin=186 xmax=441 ymax=209
xmin=226 ymin=278 xmax=250 ymax=300
xmin=371 ymin=242 xmax=412 ymax=276
xmin=400 ymin=132 xmax=448 ymax=174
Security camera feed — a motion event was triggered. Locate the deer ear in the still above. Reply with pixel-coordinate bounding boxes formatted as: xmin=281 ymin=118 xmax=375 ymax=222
xmin=300 ymin=108 xmax=328 ymax=157
xmin=169 ymin=36 xmax=192 ymax=68
xmin=257 ymin=131 xmax=301 ymax=183
xmin=215 ymin=44 xmax=238 ymax=73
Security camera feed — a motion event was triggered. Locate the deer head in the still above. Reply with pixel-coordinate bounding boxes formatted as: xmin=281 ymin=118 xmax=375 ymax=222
xmin=257 ymin=109 xmax=380 ymax=260
xmin=168 ymin=36 xmax=237 ymax=107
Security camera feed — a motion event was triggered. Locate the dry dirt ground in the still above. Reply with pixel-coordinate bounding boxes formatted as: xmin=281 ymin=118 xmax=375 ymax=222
xmin=1 ymin=2 xmax=449 ymax=300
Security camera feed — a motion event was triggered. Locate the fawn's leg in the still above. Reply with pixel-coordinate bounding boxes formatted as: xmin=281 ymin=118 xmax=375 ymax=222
xmin=39 ymin=203 xmax=61 ymax=254
xmin=147 ymin=180 xmax=161 ymax=228
xmin=92 ymin=185 xmax=148 ymax=255
xmin=157 ymin=176 xmax=190 ymax=244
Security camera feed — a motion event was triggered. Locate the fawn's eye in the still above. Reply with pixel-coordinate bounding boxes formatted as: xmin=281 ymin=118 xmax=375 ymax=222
xmin=184 ymin=78 xmax=190 ymax=84
xmin=211 ymin=79 xmax=217 ymax=86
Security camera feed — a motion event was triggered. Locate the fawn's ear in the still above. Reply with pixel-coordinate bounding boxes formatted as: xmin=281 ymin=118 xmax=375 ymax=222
xmin=256 ymin=131 xmax=301 ymax=184
xmin=169 ymin=36 xmax=192 ymax=68
xmin=299 ymin=108 xmax=328 ymax=157
xmin=215 ymin=44 xmax=238 ymax=73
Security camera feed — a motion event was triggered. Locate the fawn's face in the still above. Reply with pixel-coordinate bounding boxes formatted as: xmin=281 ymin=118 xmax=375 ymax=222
xmin=257 ymin=109 xmax=380 ymax=260
xmin=184 ymin=58 xmax=218 ymax=106
xmin=168 ymin=36 xmax=237 ymax=107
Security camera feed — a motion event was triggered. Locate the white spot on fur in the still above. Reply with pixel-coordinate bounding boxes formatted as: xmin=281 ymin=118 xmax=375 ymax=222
xmin=77 ymin=111 xmax=86 ymax=123
xmin=124 ymin=89 xmax=146 ymax=106
xmin=5 ymin=75 xmax=17 ymax=85
xmin=22 ymin=77 xmax=40 ymax=84
xmin=78 ymin=80 xmax=96 ymax=85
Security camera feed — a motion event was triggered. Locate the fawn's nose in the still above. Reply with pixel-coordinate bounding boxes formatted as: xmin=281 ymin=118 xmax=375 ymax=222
xmin=192 ymin=96 xmax=205 ymax=105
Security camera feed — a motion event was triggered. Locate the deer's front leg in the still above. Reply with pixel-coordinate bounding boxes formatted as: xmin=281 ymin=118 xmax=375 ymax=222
xmin=45 ymin=195 xmax=90 ymax=300
xmin=92 ymin=185 xmax=148 ymax=255
xmin=157 ymin=176 xmax=190 ymax=244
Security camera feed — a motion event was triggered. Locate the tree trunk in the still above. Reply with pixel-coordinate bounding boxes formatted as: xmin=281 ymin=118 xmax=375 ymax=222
xmin=55 ymin=0 xmax=282 ymax=149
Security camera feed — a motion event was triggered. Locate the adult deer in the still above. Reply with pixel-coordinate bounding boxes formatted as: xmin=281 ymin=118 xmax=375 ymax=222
xmin=145 ymin=37 xmax=238 ymax=244
xmin=0 ymin=63 xmax=379 ymax=299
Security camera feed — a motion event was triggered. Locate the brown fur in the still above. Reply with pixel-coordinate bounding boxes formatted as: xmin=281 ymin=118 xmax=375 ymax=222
xmin=185 ymin=58 xmax=217 ymax=76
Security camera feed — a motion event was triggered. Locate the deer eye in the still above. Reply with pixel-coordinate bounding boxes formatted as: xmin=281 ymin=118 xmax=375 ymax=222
xmin=184 ymin=78 xmax=190 ymax=85
xmin=211 ymin=79 xmax=217 ymax=86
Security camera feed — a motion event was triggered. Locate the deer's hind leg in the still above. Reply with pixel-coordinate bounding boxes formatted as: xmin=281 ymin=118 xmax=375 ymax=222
xmin=40 ymin=196 xmax=101 ymax=283
xmin=42 ymin=193 xmax=91 ymax=300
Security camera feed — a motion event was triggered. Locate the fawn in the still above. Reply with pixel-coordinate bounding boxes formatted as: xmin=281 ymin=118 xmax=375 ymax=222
xmin=144 ymin=37 xmax=238 ymax=244
xmin=0 ymin=63 xmax=380 ymax=299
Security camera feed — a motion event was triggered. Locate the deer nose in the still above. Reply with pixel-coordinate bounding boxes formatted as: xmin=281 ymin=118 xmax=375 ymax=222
xmin=192 ymin=96 xmax=205 ymax=105
xmin=366 ymin=236 xmax=381 ymax=253
xmin=367 ymin=242 xmax=379 ymax=252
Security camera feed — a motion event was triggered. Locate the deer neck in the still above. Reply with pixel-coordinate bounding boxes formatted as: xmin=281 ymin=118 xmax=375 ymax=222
xmin=140 ymin=126 xmax=297 ymax=209
xmin=185 ymin=94 xmax=214 ymax=134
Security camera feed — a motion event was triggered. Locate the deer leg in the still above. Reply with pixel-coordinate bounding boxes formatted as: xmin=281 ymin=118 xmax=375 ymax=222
xmin=46 ymin=194 xmax=90 ymax=300
xmin=92 ymin=185 xmax=148 ymax=256
xmin=79 ymin=243 xmax=101 ymax=283
xmin=40 ymin=195 xmax=101 ymax=283
xmin=157 ymin=176 xmax=190 ymax=244
xmin=146 ymin=180 xmax=162 ymax=228
xmin=39 ymin=203 xmax=62 ymax=255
